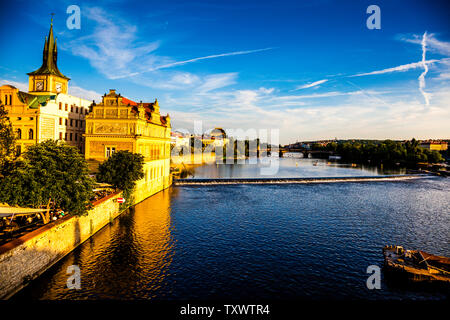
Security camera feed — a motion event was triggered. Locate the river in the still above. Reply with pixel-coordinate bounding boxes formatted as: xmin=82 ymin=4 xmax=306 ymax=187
xmin=15 ymin=158 xmax=449 ymax=300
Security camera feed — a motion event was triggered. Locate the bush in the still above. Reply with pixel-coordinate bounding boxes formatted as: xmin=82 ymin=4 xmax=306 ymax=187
xmin=96 ymin=150 xmax=144 ymax=192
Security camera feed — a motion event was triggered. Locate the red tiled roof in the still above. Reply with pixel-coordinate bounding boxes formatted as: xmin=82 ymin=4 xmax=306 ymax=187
xmin=121 ymin=97 xmax=137 ymax=106
xmin=119 ymin=97 xmax=165 ymax=125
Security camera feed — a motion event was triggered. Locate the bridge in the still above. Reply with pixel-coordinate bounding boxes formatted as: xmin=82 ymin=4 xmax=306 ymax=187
xmin=279 ymin=148 xmax=333 ymax=158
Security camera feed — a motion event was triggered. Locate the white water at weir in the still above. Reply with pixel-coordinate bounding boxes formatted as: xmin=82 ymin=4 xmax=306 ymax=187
xmin=174 ymin=175 xmax=429 ymax=185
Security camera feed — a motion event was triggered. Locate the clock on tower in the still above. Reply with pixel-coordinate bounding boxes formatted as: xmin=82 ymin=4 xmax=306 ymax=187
xmin=27 ymin=18 xmax=70 ymax=94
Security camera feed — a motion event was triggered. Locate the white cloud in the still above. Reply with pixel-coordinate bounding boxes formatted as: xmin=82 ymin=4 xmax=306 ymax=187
xmin=400 ymin=33 xmax=450 ymax=56
xmin=68 ymin=85 xmax=102 ymax=102
xmin=165 ymin=79 xmax=450 ymax=144
xmin=197 ymin=73 xmax=238 ymax=92
xmin=293 ymin=79 xmax=328 ymax=90
xmin=350 ymin=60 xmax=439 ymax=77
xmin=65 ymin=6 xmax=273 ymax=81
xmin=66 ymin=6 xmax=162 ymax=80
xmin=0 ymin=79 xmax=102 ymax=102
xmin=0 ymin=79 xmax=28 ymax=91
xmin=434 ymin=72 xmax=450 ymax=80
xmin=418 ymin=32 xmax=431 ymax=106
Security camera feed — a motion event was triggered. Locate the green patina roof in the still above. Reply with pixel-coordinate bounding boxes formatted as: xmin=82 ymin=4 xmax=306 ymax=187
xmin=27 ymin=20 xmax=69 ymax=80
xmin=17 ymin=91 xmax=56 ymax=109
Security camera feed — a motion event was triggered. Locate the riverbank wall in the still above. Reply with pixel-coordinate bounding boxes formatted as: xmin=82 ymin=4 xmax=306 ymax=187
xmin=0 ymin=192 xmax=124 ymax=299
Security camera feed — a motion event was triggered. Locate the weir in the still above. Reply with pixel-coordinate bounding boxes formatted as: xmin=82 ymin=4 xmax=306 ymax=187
xmin=173 ymin=174 xmax=431 ymax=186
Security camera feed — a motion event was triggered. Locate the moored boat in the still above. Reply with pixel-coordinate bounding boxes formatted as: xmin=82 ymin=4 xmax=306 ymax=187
xmin=383 ymin=245 xmax=450 ymax=283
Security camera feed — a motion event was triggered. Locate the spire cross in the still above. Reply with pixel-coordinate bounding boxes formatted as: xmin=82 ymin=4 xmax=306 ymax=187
xmin=50 ymin=13 xmax=55 ymax=25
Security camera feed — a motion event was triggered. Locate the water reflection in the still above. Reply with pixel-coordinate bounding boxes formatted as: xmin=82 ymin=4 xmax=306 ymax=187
xmin=16 ymin=190 xmax=174 ymax=300
xmin=188 ymin=157 xmax=406 ymax=179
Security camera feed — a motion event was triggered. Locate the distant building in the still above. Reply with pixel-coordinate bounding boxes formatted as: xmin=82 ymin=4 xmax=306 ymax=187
xmin=171 ymin=131 xmax=190 ymax=148
xmin=84 ymin=89 xmax=171 ymax=202
xmin=419 ymin=141 xmax=448 ymax=151
xmin=0 ymin=19 xmax=90 ymax=154
xmin=204 ymin=127 xmax=228 ymax=147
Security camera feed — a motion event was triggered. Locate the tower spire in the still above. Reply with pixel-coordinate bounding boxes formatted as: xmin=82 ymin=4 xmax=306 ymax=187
xmin=27 ymin=14 xmax=69 ymax=80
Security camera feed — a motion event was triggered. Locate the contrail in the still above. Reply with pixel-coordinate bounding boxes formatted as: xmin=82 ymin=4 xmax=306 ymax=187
xmin=111 ymin=47 xmax=275 ymax=79
xmin=419 ymin=32 xmax=430 ymax=106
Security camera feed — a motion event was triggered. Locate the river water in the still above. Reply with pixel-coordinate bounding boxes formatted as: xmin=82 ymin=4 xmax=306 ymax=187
xmin=15 ymin=158 xmax=449 ymax=300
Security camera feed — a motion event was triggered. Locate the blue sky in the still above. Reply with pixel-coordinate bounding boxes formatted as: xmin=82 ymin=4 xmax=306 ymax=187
xmin=1 ymin=0 xmax=449 ymax=143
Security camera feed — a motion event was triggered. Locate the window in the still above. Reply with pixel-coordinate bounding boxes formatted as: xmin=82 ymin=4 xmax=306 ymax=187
xmin=59 ymin=102 xmax=62 ymax=110
xmin=28 ymin=129 xmax=34 ymax=140
xmin=70 ymin=133 xmax=73 ymax=141
xmin=65 ymin=119 xmax=68 ymax=126
xmin=65 ymin=132 xmax=67 ymax=141
xmin=4 ymin=95 xmax=11 ymax=105
xmin=105 ymin=147 xmax=116 ymax=158
xmin=65 ymin=104 xmax=68 ymax=111
xmin=16 ymin=129 xmax=21 ymax=139
xmin=75 ymin=133 xmax=78 ymax=141
xmin=59 ymin=132 xmax=63 ymax=140
xmin=71 ymin=105 xmax=74 ymax=112
xmin=70 ymin=119 xmax=73 ymax=127
xmin=59 ymin=118 xmax=62 ymax=125
xmin=76 ymin=106 xmax=79 ymax=113
xmin=75 ymin=120 xmax=78 ymax=127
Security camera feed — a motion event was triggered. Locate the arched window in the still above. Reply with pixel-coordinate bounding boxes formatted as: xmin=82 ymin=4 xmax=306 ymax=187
xmin=28 ymin=129 xmax=34 ymax=140
xmin=16 ymin=128 xmax=21 ymax=139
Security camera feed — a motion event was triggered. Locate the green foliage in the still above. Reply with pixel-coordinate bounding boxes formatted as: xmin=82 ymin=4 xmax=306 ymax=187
xmin=96 ymin=150 xmax=144 ymax=192
xmin=312 ymin=139 xmax=444 ymax=165
xmin=0 ymin=102 xmax=16 ymax=171
xmin=0 ymin=140 xmax=94 ymax=219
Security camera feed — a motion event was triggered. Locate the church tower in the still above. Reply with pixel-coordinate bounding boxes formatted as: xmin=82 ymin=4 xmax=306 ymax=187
xmin=27 ymin=16 xmax=70 ymax=95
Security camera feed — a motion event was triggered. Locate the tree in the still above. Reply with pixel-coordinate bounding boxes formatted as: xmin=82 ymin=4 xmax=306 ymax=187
xmin=0 ymin=101 xmax=16 ymax=172
xmin=96 ymin=150 xmax=144 ymax=192
xmin=0 ymin=140 xmax=94 ymax=223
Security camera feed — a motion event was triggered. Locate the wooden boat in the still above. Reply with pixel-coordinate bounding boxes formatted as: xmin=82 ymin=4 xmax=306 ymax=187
xmin=383 ymin=245 xmax=450 ymax=283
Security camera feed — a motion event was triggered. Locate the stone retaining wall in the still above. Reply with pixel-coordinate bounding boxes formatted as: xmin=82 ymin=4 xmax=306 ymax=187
xmin=0 ymin=191 xmax=122 ymax=299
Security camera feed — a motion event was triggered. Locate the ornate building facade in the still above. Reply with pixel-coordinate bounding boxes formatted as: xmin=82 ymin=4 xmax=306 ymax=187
xmin=0 ymin=19 xmax=90 ymax=154
xmin=84 ymin=89 xmax=172 ymax=203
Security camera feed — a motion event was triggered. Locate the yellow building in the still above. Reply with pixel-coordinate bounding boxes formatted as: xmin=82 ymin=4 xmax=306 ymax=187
xmin=0 ymin=19 xmax=90 ymax=154
xmin=419 ymin=141 xmax=448 ymax=151
xmin=84 ymin=89 xmax=172 ymax=203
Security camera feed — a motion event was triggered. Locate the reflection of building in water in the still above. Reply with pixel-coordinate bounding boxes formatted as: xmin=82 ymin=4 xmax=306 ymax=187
xmin=0 ymin=19 xmax=90 ymax=154
xmin=34 ymin=189 xmax=174 ymax=299
xmin=132 ymin=189 xmax=173 ymax=289
xmin=84 ymin=89 xmax=172 ymax=203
